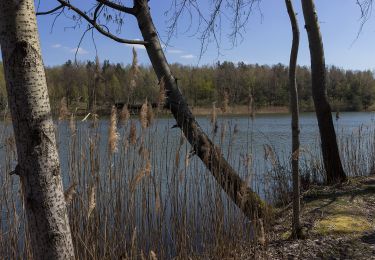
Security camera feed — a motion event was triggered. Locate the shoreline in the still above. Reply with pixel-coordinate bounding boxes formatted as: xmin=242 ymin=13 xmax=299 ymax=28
xmin=1 ymin=105 xmax=374 ymax=119
xmin=191 ymin=105 xmax=289 ymax=116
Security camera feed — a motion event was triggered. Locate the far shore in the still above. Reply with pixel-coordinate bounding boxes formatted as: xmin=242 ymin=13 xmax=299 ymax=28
xmin=191 ymin=105 xmax=289 ymax=116
xmin=1 ymin=105 xmax=374 ymax=120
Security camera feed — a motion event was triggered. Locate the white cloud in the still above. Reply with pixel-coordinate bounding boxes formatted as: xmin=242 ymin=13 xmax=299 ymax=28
xmin=168 ymin=49 xmax=183 ymax=54
xmin=180 ymin=54 xmax=195 ymax=59
xmin=51 ymin=44 xmax=62 ymax=48
xmin=70 ymin=47 xmax=89 ymax=55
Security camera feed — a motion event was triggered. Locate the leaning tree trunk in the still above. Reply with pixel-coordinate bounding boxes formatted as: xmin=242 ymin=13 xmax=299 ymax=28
xmin=285 ymin=0 xmax=302 ymax=239
xmin=301 ymin=0 xmax=347 ymax=184
xmin=134 ymin=0 xmax=270 ymax=220
xmin=0 ymin=1 xmax=75 ymax=259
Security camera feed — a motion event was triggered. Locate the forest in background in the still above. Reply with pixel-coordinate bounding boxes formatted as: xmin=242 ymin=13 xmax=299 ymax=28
xmin=0 ymin=60 xmax=374 ymax=114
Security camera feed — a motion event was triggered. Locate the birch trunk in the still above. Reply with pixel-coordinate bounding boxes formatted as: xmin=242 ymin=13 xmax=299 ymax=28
xmin=285 ymin=0 xmax=302 ymax=238
xmin=0 ymin=0 xmax=75 ymax=258
xmin=134 ymin=0 xmax=270 ymax=220
xmin=301 ymin=0 xmax=347 ymax=184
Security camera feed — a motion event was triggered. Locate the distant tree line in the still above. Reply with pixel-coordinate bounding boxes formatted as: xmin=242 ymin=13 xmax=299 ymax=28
xmin=0 ymin=60 xmax=374 ymax=113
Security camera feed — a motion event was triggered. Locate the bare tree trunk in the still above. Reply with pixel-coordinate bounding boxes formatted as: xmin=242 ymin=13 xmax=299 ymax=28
xmin=134 ymin=0 xmax=270 ymax=220
xmin=285 ymin=0 xmax=302 ymax=239
xmin=301 ymin=0 xmax=347 ymax=184
xmin=0 ymin=1 xmax=75 ymax=258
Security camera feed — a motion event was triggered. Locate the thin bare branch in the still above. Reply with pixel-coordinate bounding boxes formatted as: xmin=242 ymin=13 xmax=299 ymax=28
xmin=56 ymin=0 xmax=147 ymax=45
xmin=96 ymin=0 xmax=136 ymax=15
xmin=356 ymin=0 xmax=373 ymax=36
xmin=36 ymin=4 xmax=64 ymax=16
xmin=166 ymin=0 xmax=262 ymax=57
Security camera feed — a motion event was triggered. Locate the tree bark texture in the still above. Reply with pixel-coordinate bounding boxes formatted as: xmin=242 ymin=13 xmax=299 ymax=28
xmin=134 ymin=0 xmax=270 ymax=220
xmin=0 ymin=0 xmax=75 ymax=259
xmin=301 ymin=0 xmax=347 ymax=184
xmin=285 ymin=0 xmax=301 ymax=238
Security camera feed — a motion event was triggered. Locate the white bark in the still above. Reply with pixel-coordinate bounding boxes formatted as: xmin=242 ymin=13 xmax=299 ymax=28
xmin=0 ymin=0 xmax=75 ymax=258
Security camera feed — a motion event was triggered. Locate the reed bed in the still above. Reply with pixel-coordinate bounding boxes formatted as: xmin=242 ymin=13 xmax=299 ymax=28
xmin=0 ymin=112 xmax=374 ymax=259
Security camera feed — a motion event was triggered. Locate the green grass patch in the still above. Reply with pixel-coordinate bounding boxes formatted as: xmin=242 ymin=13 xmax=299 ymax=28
xmin=313 ymin=215 xmax=372 ymax=235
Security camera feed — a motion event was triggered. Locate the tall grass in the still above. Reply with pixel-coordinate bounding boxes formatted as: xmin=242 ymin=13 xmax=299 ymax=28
xmin=0 ymin=111 xmax=374 ymax=259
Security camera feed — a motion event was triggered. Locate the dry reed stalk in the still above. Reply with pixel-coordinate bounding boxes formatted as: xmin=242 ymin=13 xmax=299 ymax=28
xmin=130 ymin=156 xmax=151 ymax=193
xmin=175 ymin=151 xmax=180 ymax=168
xmin=292 ymin=148 xmax=300 ymax=161
xmin=58 ymin=97 xmax=69 ymax=121
xmin=91 ymin=113 xmax=99 ymax=128
xmin=87 ymin=183 xmax=96 ymax=219
xmin=69 ymin=113 xmax=76 ymax=135
xmin=64 ymin=182 xmax=77 ymax=204
xmin=233 ymin=124 xmax=239 ymax=135
xmin=130 ymin=169 xmax=147 ymax=193
xmin=131 ymin=47 xmax=140 ymax=78
xmin=108 ymin=106 xmax=119 ymax=154
xmin=129 ymin=120 xmax=137 ymax=145
xmin=157 ymin=77 xmax=166 ymax=112
xmin=221 ymin=91 xmax=229 ymax=113
xmin=140 ymin=99 xmax=148 ymax=129
xmin=220 ymin=122 xmax=227 ymax=144
xmin=264 ymin=144 xmax=277 ymax=166
xmin=120 ymin=104 xmax=130 ymax=125
xmin=155 ymin=188 xmax=161 ymax=215
xmin=130 ymin=227 xmax=137 ymax=258
xmin=248 ymin=94 xmax=255 ymax=120
xmin=147 ymin=102 xmax=154 ymax=126
xmin=150 ymin=250 xmax=158 ymax=260
xmin=130 ymin=79 xmax=137 ymax=92
xmin=140 ymin=251 xmax=146 ymax=260
xmin=211 ymin=102 xmax=217 ymax=125
xmin=145 ymin=159 xmax=151 ymax=176
xmin=258 ymin=219 xmax=266 ymax=246
xmin=185 ymin=154 xmax=190 ymax=168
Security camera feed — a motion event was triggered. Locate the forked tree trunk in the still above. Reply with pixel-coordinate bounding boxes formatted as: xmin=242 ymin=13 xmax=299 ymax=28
xmin=301 ymin=0 xmax=347 ymax=184
xmin=0 ymin=0 xmax=75 ymax=258
xmin=285 ymin=0 xmax=302 ymax=239
xmin=134 ymin=0 xmax=270 ymax=220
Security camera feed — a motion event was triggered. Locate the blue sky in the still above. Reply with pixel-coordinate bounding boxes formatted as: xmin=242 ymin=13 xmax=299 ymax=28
xmin=36 ymin=0 xmax=375 ymax=70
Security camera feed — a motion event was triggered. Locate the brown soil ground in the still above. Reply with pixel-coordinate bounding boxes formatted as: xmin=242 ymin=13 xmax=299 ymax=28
xmin=220 ymin=176 xmax=375 ymax=259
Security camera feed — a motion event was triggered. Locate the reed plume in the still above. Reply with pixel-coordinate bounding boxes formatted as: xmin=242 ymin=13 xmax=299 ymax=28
xmin=130 ymin=157 xmax=151 ymax=193
xmin=147 ymin=102 xmax=154 ymax=126
xmin=87 ymin=183 xmax=96 ymax=219
xmin=108 ymin=106 xmax=119 ymax=154
xmin=131 ymin=47 xmax=140 ymax=77
xmin=140 ymin=99 xmax=148 ymax=129
xmin=64 ymin=182 xmax=77 ymax=205
xmin=150 ymin=250 xmax=158 ymax=260
xmin=120 ymin=104 xmax=130 ymax=125
xmin=129 ymin=120 xmax=137 ymax=145
xmin=130 ymin=168 xmax=148 ymax=193
xmin=59 ymin=97 xmax=69 ymax=121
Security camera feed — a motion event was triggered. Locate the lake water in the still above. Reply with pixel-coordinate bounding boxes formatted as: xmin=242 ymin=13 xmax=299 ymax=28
xmin=1 ymin=112 xmax=375 ymax=257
